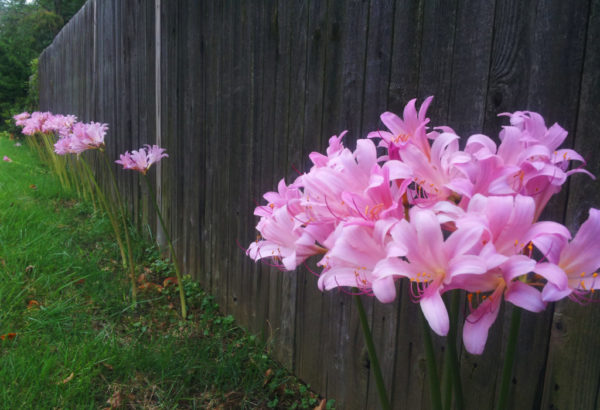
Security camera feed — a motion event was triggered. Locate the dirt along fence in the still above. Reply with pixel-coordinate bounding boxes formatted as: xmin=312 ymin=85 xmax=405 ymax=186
xmin=38 ymin=0 xmax=600 ymax=408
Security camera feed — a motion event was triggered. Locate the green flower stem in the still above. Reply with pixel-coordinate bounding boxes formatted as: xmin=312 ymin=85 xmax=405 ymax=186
xmin=441 ymin=342 xmax=453 ymax=409
xmin=68 ymin=155 xmax=83 ymax=200
xmin=496 ymin=306 xmax=522 ymax=410
xmin=441 ymin=291 xmax=464 ymax=410
xmin=101 ymin=151 xmax=137 ymax=306
xmin=78 ymin=156 xmax=97 ymax=210
xmin=79 ymin=157 xmax=129 ymax=278
xmin=41 ymin=133 xmax=69 ymax=190
xmin=353 ymin=293 xmax=391 ymax=410
xmin=144 ymin=174 xmax=187 ymax=319
xmin=422 ymin=311 xmax=442 ymax=410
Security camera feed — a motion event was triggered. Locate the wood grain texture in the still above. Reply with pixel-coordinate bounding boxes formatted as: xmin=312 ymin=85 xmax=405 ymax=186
xmin=293 ymin=0 xmax=329 ymax=399
xmin=37 ymin=0 xmax=600 ymax=408
xmin=542 ymin=1 xmax=600 ymax=409
xmin=361 ymin=1 xmax=397 ymax=408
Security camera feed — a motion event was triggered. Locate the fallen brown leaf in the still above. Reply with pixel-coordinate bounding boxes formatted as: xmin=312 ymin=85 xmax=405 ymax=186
xmin=107 ymin=390 xmax=122 ymax=408
xmin=138 ymin=282 xmax=163 ymax=292
xmin=263 ymin=368 xmax=274 ymax=386
xmin=57 ymin=372 xmax=74 ymax=385
xmin=27 ymin=300 xmax=40 ymax=309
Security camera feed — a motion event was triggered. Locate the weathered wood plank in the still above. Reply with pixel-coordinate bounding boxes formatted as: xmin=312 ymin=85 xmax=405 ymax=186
xmin=213 ymin=0 xmax=233 ymax=312
xmin=386 ymin=0 xmax=427 ymax=408
xmin=294 ymin=0 xmax=329 ymax=397
xmin=278 ymin=0 xmax=309 ymax=373
xmin=447 ymin=0 xmax=495 ymax=137
xmin=463 ymin=2 xmax=540 ymax=409
xmin=201 ymin=0 xmax=221 ymax=295
xmin=318 ymin=0 xmax=372 ymax=408
xmin=182 ymin=0 xmax=203 ymax=288
xmin=440 ymin=1 xmax=496 ymax=409
xmin=228 ymin=0 xmax=253 ymax=327
xmin=264 ymin=0 xmax=293 ymax=370
xmin=360 ymin=0 xmax=397 ymax=407
xmin=542 ymin=1 xmax=600 ymax=409
xmin=507 ymin=2 xmax=591 ymax=409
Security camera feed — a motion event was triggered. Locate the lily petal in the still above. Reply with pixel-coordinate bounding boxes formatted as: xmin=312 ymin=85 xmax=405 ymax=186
xmin=462 ymin=286 xmax=503 ymax=354
xmin=420 ymin=287 xmax=449 ymax=336
xmin=505 ymin=281 xmax=546 ymax=312
xmin=372 ymin=276 xmax=397 ymax=303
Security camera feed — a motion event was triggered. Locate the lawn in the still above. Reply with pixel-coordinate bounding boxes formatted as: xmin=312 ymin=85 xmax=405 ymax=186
xmin=0 ymin=133 xmax=332 ymax=409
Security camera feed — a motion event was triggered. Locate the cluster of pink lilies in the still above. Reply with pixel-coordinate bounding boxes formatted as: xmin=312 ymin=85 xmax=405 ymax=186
xmin=248 ymin=97 xmax=599 ymax=354
xmin=13 ymin=111 xmax=166 ymax=170
xmin=13 ymin=110 xmax=191 ymax=318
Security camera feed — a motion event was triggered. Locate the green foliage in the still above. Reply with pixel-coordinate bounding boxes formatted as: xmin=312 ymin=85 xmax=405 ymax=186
xmin=0 ymin=0 xmax=85 ymax=127
xmin=25 ymin=57 xmax=39 ymax=110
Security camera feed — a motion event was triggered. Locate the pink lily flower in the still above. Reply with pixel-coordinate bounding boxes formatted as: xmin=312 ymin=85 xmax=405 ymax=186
xmin=53 ymin=121 xmax=109 ymax=155
xmin=21 ymin=111 xmax=51 ymax=135
xmin=72 ymin=122 xmax=108 ymax=151
xmin=449 ymin=255 xmax=540 ymax=354
xmin=441 ymin=194 xmax=570 ymax=353
xmin=42 ymin=114 xmax=78 ymax=137
xmin=301 ymin=138 xmax=383 ymax=223
xmin=247 ymin=205 xmax=327 ymax=271
xmin=367 ymin=96 xmax=434 ymax=160
xmin=317 ymin=219 xmax=399 ymax=302
xmin=456 ymin=194 xmax=571 ymax=259
xmin=13 ymin=112 xmax=30 ymax=126
xmin=54 ymin=136 xmax=73 ymax=155
xmin=254 ymin=178 xmax=302 ymax=218
xmin=536 ymin=208 xmax=600 ymax=303
xmin=458 ymin=112 xmax=593 ymax=218
xmin=115 ymin=145 xmax=168 ymax=175
xmin=373 ymin=208 xmax=487 ymax=336
xmin=308 ymin=131 xmax=347 ymax=167
xmin=398 ymin=132 xmax=472 ymax=205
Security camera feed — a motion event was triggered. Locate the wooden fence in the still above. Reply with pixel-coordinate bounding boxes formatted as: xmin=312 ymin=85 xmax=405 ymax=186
xmin=38 ymin=1 xmax=600 ymax=408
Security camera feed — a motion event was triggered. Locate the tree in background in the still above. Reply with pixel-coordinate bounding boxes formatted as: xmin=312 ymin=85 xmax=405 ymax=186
xmin=0 ymin=0 xmax=85 ymax=129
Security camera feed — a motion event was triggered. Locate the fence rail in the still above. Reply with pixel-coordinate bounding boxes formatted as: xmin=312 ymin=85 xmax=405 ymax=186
xmin=39 ymin=1 xmax=600 ymax=408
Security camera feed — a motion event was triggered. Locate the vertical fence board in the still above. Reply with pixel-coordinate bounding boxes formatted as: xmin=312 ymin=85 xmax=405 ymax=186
xmin=461 ymin=2 xmax=538 ymax=408
xmin=278 ymin=0 xmax=309 ymax=372
xmin=542 ymin=1 xmax=600 ymax=409
xmin=361 ymin=0 xmax=397 ymax=407
xmin=229 ymin=0 xmax=253 ymax=328
xmin=384 ymin=1 xmax=428 ymax=408
xmin=293 ymin=0 xmax=329 ymax=399
xmin=201 ymin=0 xmax=220 ymax=295
xmin=509 ymin=2 xmax=591 ymax=409
xmin=322 ymin=0 xmax=372 ymax=407
xmin=211 ymin=0 xmax=232 ymax=312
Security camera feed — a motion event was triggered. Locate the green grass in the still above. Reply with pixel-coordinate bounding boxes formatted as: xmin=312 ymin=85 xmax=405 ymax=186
xmin=0 ymin=133 xmax=335 ymax=409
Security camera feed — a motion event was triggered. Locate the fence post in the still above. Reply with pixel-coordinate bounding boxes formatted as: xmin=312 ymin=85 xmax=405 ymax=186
xmin=154 ymin=0 xmax=165 ymax=248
